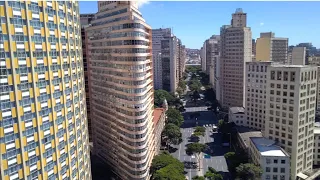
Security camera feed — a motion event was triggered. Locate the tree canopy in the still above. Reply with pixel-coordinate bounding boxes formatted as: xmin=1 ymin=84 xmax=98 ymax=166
xmin=235 ymin=163 xmax=262 ymax=180
xmin=204 ymin=167 xmax=223 ymax=180
xmin=193 ymin=126 xmax=206 ymax=137
xmin=167 ymin=108 xmax=184 ymax=127
xmin=189 ymin=80 xmax=202 ymax=92
xmin=154 ymin=90 xmax=175 ymax=107
xmin=186 ymin=66 xmax=201 ymax=74
xmin=162 ymin=123 xmax=182 ymax=147
xmin=186 ymin=143 xmax=207 ymax=171
xmin=224 ymin=151 xmax=249 ymax=174
xmin=192 ymin=176 xmax=205 ymax=180
xmin=178 ymin=81 xmax=187 ymax=91
xmin=151 ymin=152 xmax=185 ymax=180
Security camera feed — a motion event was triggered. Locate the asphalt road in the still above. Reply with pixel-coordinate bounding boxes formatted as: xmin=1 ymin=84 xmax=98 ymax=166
xmin=171 ymin=104 xmax=231 ymax=179
xmin=171 ymin=72 xmax=231 ymax=179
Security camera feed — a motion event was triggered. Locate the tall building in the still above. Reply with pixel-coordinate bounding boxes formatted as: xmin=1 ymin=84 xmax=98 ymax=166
xmin=160 ymin=34 xmax=178 ymax=93
xmin=152 ymin=28 xmax=171 ymax=90
xmin=255 ymin=32 xmax=288 ymax=63
xmin=80 ymin=13 xmax=94 ymax=142
xmin=264 ymin=65 xmax=317 ymax=179
xmin=0 ymin=1 xmax=91 ymax=180
xmin=220 ymin=9 xmax=252 ymax=108
xmin=245 ymin=61 xmax=273 ymax=131
xmin=86 ymin=1 xmax=155 ymax=179
xmin=290 ymin=47 xmax=307 ymax=65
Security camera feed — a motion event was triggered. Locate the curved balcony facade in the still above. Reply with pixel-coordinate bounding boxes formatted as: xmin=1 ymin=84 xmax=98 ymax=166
xmin=86 ymin=2 xmax=155 ymax=180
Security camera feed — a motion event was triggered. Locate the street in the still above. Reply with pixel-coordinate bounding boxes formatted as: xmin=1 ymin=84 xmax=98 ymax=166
xmin=170 ymin=74 xmax=231 ymax=179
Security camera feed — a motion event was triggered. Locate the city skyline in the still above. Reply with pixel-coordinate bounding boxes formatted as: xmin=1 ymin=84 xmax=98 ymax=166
xmin=79 ymin=1 xmax=320 ymax=49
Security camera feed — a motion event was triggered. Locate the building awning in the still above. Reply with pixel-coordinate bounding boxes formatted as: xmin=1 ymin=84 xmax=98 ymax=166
xmin=297 ymin=172 xmax=309 ymax=179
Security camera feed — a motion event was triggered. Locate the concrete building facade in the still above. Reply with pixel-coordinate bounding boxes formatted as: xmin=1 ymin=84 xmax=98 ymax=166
xmin=152 ymin=28 xmax=171 ymax=90
xmin=86 ymin=1 xmax=155 ymax=179
xmin=264 ymin=65 xmax=317 ymax=179
xmin=313 ymin=122 xmax=320 ymax=166
xmin=245 ymin=61 xmax=273 ymax=131
xmin=220 ymin=9 xmax=252 ymax=108
xmin=0 ymin=1 xmax=91 ymax=179
xmin=255 ymin=32 xmax=288 ymax=64
xmin=228 ymin=107 xmax=246 ymax=126
xmin=153 ymin=108 xmax=165 ymax=155
xmin=290 ymin=47 xmax=307 ymax=65
xmin=249 ymin=137 xmax=290 ymax=180
xmin=80 ymin=13 xmax=94 ymax=142
xmin=160 ymin=35 xmax=178 ymax=93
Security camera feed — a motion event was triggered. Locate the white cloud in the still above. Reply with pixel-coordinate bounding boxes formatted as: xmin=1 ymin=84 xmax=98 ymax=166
xmin=260 ymin=22 xmax=264 ymax=26
xmin=136 ymin=0 xmax=150 ymax=8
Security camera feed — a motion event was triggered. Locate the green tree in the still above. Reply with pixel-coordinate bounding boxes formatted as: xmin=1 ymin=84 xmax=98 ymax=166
xmin=151 ymin=152 xmax=185 ymax=180
xmin=236 ymin=163 xmax=262 ymax=180
xmin=224 ymin=152 xmax=236 ymax=160
xmin=162 ymin=123 xmax=182 ymax=149
xmin=224 ymin=151 xmax=249 ymax=173
xmin=204 ymin=167 xmax=223 ymax=180
xmin=189 ymin=80 xmax=202 ymax=92
xmin=154 ymin=90 xmax=175 ymax=107
xmin=167 ymin=108 xmax=184 ymax=127
xmin=193 ymin=126 xmax=206 ymax=137
xmin=176 ymin=87 xmax=183 ymax=97
xmin=186 ymin=143 xmax=207 ymax=171
xmin=192 ymin=176 xmax=205 ymax=180
xmin=178 ymin=81 xmax=187 ymax=91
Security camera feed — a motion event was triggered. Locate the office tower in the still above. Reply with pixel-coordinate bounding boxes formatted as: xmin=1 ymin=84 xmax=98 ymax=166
xmin=152 ymin=28 xmax=171 ymax=90
xmin=177 ymin=39 xmax=186 ymax=81
xmin=291 ymin=47 xmax=307 ymax=65
xmin=220 ymin=9 xmax=252 ymax=108
xmin=245 ymin=61 xmax=273 ymax=131
xmin=86 ymin=1 xmax=155 ymax=179
xmin=256 ymin=32 xmax=288 ymax=63
xmin=252 ymin=39 xmax=256 ymax=61
xmin=80 ymin=14 xmax=94 ymax=142
xmin=0 ymin=1 xmax=91 ymax=180
xmin=202 ymin=35 xmax=220 ymax=78
xmin=264 ymin=65 xmax=317 ymax=179
xmin=160 ymin=35 xmax=179 ymax=93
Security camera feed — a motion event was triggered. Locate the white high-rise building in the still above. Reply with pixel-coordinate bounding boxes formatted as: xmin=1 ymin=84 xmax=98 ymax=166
xmin=220 ymin=9 xmax=252 ymax=108
xmin=264 ymin=65 xmax=317 ymax=179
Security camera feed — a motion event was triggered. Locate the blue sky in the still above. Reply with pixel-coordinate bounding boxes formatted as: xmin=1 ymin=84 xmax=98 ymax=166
xmin=79 ymin=1 xmax=320 ymax=49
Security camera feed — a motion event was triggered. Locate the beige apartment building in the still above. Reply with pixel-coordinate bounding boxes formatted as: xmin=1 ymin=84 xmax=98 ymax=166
xmin=256 ymin=32 xmax=288 ymax=63
xmin=245 ymin=61 xmax=273 ymax=131
xmin=86 ymin=1 xmax=155 ymax=179
xmin=220 ymin=8 xmax=252 ymax=108
xmin=0 ymin=1 xmax=92 ymax=180
xmin=264 ymin=65 xmax=317 ymax=179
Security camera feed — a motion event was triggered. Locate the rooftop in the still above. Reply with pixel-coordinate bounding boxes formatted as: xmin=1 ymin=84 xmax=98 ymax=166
xmin=229 ymin=107 xmax=245 ymax=114
xmin=271 ymin=64 xmax=316 ymax=68
xmin=250 ymin=137 xmax=288 ymax=157
xmin=153 ymin=108 xmax=165 ymax=125
xmin=236 ymin=126 xmax=262 ymax=148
